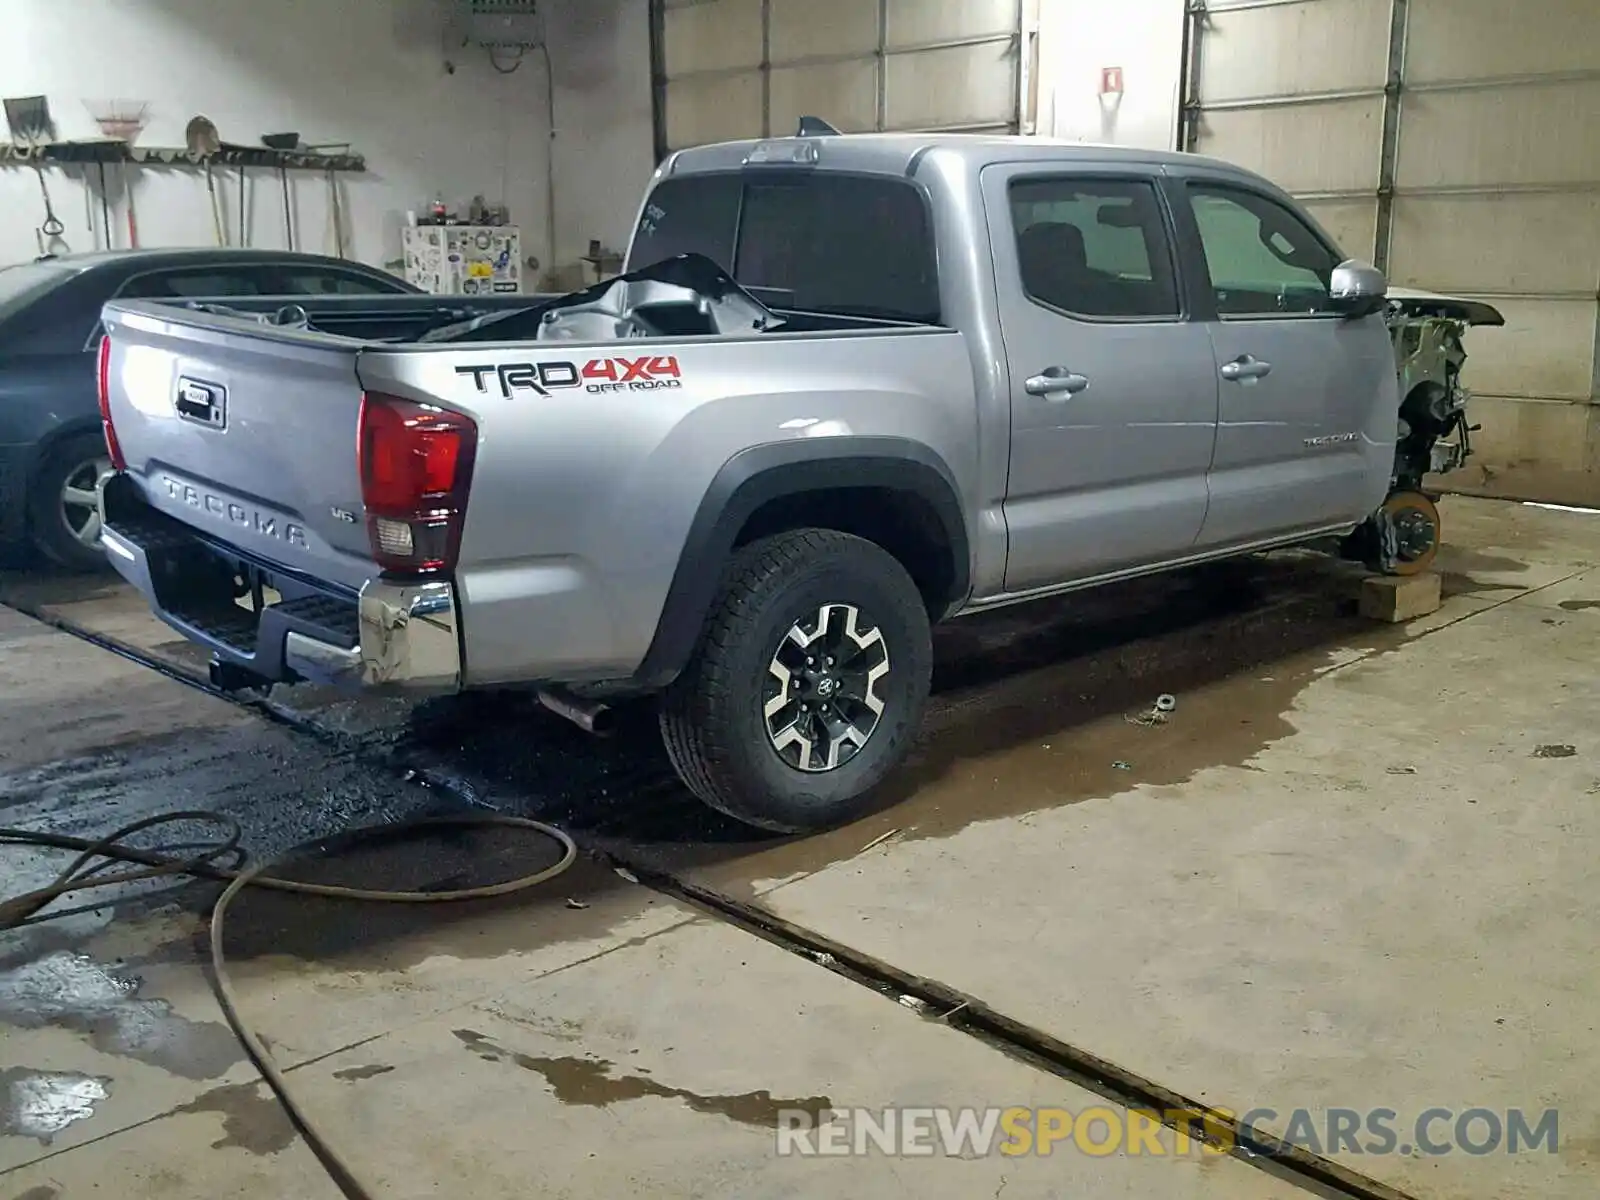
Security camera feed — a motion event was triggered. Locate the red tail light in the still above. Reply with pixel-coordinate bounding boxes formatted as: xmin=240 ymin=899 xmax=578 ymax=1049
xmin=97 ymin=334 xmax=126 ymax=471
xmin=357 ymin=391 xmax=477 ymax=574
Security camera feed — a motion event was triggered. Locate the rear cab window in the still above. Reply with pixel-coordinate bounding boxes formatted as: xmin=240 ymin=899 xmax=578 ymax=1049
xmin=628 ymin=171 xmax=941 ymax=325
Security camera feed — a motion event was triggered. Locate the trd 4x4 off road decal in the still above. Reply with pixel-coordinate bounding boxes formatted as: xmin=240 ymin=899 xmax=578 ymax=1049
xmin=455 ymin=356 xmax=683 ymax=398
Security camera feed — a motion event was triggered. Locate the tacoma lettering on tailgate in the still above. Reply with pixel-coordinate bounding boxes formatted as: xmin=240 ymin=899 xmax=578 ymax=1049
xmin=162 ymin=475 xmax=308 ymax=549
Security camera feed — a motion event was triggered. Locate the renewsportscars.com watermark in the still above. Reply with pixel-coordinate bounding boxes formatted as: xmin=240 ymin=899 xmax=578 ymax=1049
xmin=774 ymin=1106 xmax=1560 ymax=1159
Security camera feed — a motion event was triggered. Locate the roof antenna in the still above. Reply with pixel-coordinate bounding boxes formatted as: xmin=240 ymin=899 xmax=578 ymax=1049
xmin=795 ymin=116 xmax=841 ymax=137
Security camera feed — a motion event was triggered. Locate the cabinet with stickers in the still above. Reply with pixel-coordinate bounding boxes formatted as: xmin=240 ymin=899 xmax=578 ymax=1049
xmin=402 ymin=225 xmax=522 ymax=295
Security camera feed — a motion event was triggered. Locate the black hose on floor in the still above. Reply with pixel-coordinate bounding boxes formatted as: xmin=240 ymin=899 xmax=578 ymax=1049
xmin=1 ymin=811 xmax=578 ymax=1200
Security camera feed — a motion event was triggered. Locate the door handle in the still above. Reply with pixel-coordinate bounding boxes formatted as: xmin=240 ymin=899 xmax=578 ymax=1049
xmin=1024 ymin=366 xmax=1091 ymax=399
xmin=1219 ymin=354 xmax=1272 ymax=382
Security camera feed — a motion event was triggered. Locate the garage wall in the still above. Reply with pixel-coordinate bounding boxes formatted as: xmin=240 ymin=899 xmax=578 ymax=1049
xmin=658 ymin=0 xmax=1024 ymax=151
xmin=1034 ymin=0 xmax=1184 ymax=150
xmin=0 ymin=0 xmax=653 ymax=286
xmin=1187 ymin=0 xmax=1600 ymax=504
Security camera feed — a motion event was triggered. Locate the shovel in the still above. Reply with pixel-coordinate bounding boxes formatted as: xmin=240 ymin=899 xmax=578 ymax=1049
xmin=185 ymin=114 xmax=226 ymax=245
xmin=4 ymin=95 xmax=53 ymax=152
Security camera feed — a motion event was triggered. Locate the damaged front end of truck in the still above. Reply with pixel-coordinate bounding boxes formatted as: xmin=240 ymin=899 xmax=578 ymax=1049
xmin=1345 ymin=288 xmax=1504 ymax=575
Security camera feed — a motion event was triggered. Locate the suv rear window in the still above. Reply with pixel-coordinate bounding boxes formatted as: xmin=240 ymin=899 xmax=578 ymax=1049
xmin=0 ymin=261 xmax=72 ymax=322
xmin=628 ymin=172 xmax=940 ymax=325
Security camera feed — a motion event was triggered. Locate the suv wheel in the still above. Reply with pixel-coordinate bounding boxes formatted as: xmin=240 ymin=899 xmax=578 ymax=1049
xmin=28 ymin=434 xmax=114 ymax=572
xmin=660 ymin=528 xmax=933 ymax=833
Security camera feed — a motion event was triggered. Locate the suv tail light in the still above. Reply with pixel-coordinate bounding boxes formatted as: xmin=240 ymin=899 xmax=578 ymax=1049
xmin=97 ymin=334 xmax=126 ymax=471
xmin=357 ymin=391 xmax=478 ymax=574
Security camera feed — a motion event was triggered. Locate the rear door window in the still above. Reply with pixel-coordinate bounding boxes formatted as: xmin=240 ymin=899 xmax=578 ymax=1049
xmin=1008 ymin=177 xmax=1180 ymax=319
xmin=628 ymin=172 xmax=940 ymax=324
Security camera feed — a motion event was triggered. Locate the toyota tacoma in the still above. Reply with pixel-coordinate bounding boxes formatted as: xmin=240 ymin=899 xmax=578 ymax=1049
xmin=93 ymin=128 xmax=1501 ymax=832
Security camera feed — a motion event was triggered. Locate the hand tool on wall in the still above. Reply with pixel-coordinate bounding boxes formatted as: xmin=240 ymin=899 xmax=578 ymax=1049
xmin=279 ymin=165 xmax=295 ymax=249
xmin=125 ymin=163 xmax=140 ymax=248
xmin=262 ymin=134 xmax=301 ymax=252
xmin=33 ymin=164 xmax=68 ymax=255
xmin=328 ymin=168 xmax=345 ymax=257
xmin=3 ymin=94 xmax=53 ymax=147
xmin=186 ymin=115 xmax=226 ymax=245
xmin=96 ymin=161 xmax=112 ymax=249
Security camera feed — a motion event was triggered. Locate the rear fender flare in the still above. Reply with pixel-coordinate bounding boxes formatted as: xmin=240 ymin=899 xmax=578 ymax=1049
xmin=632 ymin=436 xmax=970 ymax=689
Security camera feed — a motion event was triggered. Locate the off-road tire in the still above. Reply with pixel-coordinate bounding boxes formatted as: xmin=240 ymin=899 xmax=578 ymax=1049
xmin=27 ymin=433 xmax=113 ymax=573
xmin=659 ymin=528 xmax=933 ymax=833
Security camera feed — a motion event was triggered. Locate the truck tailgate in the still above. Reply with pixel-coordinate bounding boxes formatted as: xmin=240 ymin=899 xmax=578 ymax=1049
xmin=101 ymin=300 xmax=376 ymax=592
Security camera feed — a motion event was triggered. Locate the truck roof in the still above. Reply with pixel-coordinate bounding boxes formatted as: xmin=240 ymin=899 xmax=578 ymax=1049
xmin=662 ymin=131 xmax=1255 ymax=182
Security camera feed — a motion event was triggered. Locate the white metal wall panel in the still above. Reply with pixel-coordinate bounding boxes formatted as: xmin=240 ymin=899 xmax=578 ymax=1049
xmin=1192 ymin=0 xmax=1389 ymax=259
xmin=886 ymin=41 xmax=1018 ymax=131
xmin=1196 ymin=0 xmax=1389 ymax=101
xmin=1300 ymin=199 xmax=1378 ymax=264
xmin=1405 ymin=0 xmax=1600 ymax=81
xmin=1388 ymin=0 xmax=1600 ymax=422
xmin=662 ymin=0 xmax=1022 ymax=151
xmin=1396 ymin=81 xmax=1600 ymax=192
xmin=662 ymin=0 xmax=762 ymax=74
xmin=1197 ymin=99 xmax=1381 ymax=196
xmin=887 ymin=0 xmax=1016 ymax=45
xmin=1388 ymin=194 xmax=1600 ymax=298
xmin=665 ymin=70 xmax=765 ymax=148
xmin=768 ymin=0 xmax=878 ymax=59
xmin=770 ymin=60 xmax=879 ymax=134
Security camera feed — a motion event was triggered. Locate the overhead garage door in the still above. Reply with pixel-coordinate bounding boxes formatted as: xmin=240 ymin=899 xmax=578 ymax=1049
xmin=656 ymin=0 xmax=1023 ymax=152
xmin=1184 ymin=0 xmax=1600 ymax=504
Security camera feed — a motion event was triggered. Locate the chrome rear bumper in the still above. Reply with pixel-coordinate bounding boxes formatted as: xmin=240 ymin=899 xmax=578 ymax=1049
xmin=99 ymin=475 xmax=461 ymax=693
xmin=284 ymin=579 xmax=460 ymax=690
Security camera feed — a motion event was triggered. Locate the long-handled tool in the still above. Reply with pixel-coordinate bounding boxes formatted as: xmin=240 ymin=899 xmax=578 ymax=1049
xmin=186 ymin=114 xmax=226 ymax=245
xmin=125 ymin=162 xmax=140 ymax=248
xmin=4 ymin=94 xmax=53 ymax=148
xmin=329 ymin=168 xmax=345 ymax=258
xmin=96 ymin=161 xmax=112 ymax=249
xmin=33 ymin=163 xmax=67 ymax=255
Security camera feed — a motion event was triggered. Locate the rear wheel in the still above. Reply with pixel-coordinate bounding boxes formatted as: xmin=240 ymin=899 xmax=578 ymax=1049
xmin=659 ymin=528 xmax=933 ymax=833
xmin=28 ymin=434 xmax=114 ymax=572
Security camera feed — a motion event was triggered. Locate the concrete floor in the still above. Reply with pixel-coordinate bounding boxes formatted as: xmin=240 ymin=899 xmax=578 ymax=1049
xmin=2 ymin=495 xmax=1597 ymax=1199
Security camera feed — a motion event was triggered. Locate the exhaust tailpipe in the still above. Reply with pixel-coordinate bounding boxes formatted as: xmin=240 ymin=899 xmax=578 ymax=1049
xmin=537 ymin=687 xmax=616 ymax=737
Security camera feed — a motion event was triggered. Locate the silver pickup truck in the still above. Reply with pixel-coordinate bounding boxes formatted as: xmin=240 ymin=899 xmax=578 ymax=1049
xmin=95 ymin=129 xmax=1500 ymax=833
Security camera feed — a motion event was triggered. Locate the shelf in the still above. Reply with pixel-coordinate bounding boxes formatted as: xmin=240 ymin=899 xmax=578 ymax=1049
xmin=0 ymin=141 xmax=366 ymax=171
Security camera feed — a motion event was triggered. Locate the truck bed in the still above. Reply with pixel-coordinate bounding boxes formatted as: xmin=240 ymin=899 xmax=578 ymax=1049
xmin=96 ymin=255 xmax=977 ymax=691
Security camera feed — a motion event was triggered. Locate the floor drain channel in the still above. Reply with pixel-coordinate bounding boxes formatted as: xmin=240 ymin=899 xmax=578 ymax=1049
xmin=20 ymin=600 xmax=1418 ymax=1200
xmin=610 ymin=860 xmax=1423 ymax=1200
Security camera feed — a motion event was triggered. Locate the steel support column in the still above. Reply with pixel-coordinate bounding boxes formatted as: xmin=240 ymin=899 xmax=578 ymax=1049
xmin=1373 ymin=0 xmax=1409 ymax=271
xmin=648 ymin=0 xmax=669 ymax=162
xmin=1177 ymin=0 xmax=1207 ymax=151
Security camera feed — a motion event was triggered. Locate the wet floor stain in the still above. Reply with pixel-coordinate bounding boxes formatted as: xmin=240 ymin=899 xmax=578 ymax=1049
xmin=11 ymin=1186 xmax=62 ymax=1200
xmin=172 ymin=1080 xmax=296 ymax=1155
xmin=0 ymin=1067 xmax=111 ymax=1144
xmin=1559 ymin=600 xmax=1600 ymax=612
xmin=452 ymin=1029 xmax=832 ymax=1128
xmin=0 ymin=951 xmax=241 ymax=1080
xmin=332 ymin=1064 xmax=396 ymax=1082
xmin=1434 ymin=546 xmax=1529 ymax=576
xmin=1533 ymin=744 xmax=1577 ymax=758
